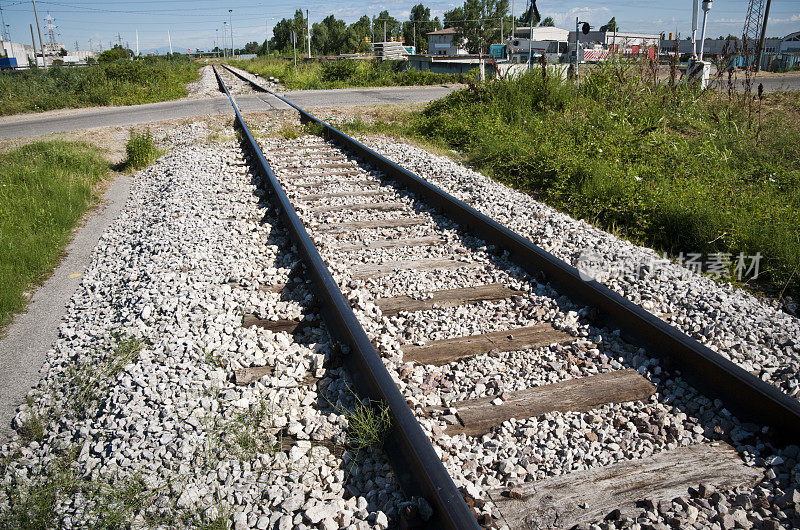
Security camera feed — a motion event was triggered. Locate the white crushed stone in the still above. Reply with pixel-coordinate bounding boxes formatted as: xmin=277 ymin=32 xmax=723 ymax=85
xmin=0 ymin=123 xmax=408 ymax=529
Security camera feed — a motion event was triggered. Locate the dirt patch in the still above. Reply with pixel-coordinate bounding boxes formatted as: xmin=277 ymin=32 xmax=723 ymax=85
xmin=0 ymin=114 xmax=236 ymax=164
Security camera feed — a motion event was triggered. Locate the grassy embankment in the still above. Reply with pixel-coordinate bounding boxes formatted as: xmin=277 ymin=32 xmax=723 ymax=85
xmin=231 ymin=56 xmax=473 ymax=90
xmin=0 ymin=141 xmax=110 ymax=332
xmin=339 ymin=63 xmax=800 ymax=298
xmin=0 ymin=57 xmax=201 ymax=116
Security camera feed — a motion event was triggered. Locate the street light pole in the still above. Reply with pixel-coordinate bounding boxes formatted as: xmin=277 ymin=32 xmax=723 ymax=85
xmin=697 ymin=0 xmax=711 ymax=61
xmin=229 ymin=9 xmax=234 ymax=59
xmin=223 ymin=22 xmax=227 ymax=59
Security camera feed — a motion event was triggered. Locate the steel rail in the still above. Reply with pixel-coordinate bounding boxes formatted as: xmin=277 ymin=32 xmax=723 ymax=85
xmin=212 ymin=66 xmax=479 ymax=530
xmin=220 ymin=63 xmax=800 ymax=443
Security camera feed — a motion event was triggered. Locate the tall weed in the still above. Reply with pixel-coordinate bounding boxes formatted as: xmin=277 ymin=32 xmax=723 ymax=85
xmin=409 ymin=63 xmax=800 ymax=297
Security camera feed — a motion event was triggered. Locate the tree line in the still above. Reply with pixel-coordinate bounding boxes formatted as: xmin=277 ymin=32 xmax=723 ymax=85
xmin=258 ymin=1 xmax=616 ymax=56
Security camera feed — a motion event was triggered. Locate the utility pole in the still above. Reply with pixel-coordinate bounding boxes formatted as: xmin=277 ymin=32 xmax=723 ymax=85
xmin=223 ymin=22 xmax=227 ymax=59
xmin=228 ymin=9 xmax=234 ymax=59
xmin=511 ymin=0 xmax=515 ymax=39
xmin=32 ymin=0 xmax=46 ymax=68
xmin=117 ymin=33 xmax=122 ymax=47
xmin=574 ymin=17 xmax=579 ymax=80
xmin=691 ymin=0 xmax=699 ymax=58
xmin=0 ymin=5 xmax=9 ymax=43
xmin=30 ymin=24 xmax=36 ymax=66
xmin=216 ymin=28 xmax=219 ymax=57
xmin=292 ymin=30 xmax=297 ymax=73
xmin=168 ymin=29 xmax=173 ymax=55
xmin=136 ymin=30 xmax=139 ymax=56
xmin=383 ymin=20 xmax=386 ymax=42
xmin=526 ymin=1 xmax=534 ymax=70
xmin=306 ymin=9 xmax=310 ymax=57
xmin=755 ymin=0 xmax=772 ymax=71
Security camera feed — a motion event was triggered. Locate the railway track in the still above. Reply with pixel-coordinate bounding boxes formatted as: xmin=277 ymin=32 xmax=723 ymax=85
xmin=213 ymin=65 xmax=800 ymax=529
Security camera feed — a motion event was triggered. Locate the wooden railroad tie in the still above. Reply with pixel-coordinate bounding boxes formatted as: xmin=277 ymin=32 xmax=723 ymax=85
xmin=307 ymin=201 xmax=407 ymax=214
xmin=402 ymin=325 xmax=573 ymax=366
xmin=349 ymin=258 xmax=485 ymax=280
xmin=280 ymin=169 xmax=364 ymax=180
xmin=443 ymin=369 xmax=655 ymax=436
xmin=242 ymin=314 xmax=315 ymax=334
xmin=326 ymin=235 xmax=445 ymax=252
xmin=291 ymin=179 xmax=378 ymax=189
xmin=315 ymin=218 xmax=429 ymax=234
xmin=299 ymin=189 xmax=391 ymax=201
xmin=490 ymin=442 xmax=762 ymax=528
xmin=376 ymin=284 xmax=524 ymax=317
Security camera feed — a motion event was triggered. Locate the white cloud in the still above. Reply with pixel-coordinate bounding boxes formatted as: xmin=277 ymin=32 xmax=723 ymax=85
xmin=551 ymin=7 xmax=611 ymax=28
xmin=769 ymin=14 xmax=800 ymax=23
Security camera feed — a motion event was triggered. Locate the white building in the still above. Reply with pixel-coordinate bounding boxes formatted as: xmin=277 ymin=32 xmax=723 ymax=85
xmin=1 ymin=41 xmax=36 ymax=66
xmin=507 ymin=26 xmax=570 ymax=63
xmin=43 ymin=41 xmax=66 ymax=55
xmin=426 ymin=28 xmax=468 ymax=56
xmin=574 ymin=30 xmax=661 ymax=56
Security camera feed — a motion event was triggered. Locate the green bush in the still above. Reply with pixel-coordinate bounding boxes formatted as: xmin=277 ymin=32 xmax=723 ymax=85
xmin=232 ymin=56 xmax=474 ymax=90
xmin=321 ymin=59 xmax=358 ymax=82
xmin=407 ymin=62 xmax=800 ymax=297
xmin=0 ymin=57 xmax=200 ymax=115
xmin=124 ymin=128 xmax=162 ymax=170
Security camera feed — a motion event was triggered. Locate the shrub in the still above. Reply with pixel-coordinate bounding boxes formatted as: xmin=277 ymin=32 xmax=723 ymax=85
xmin=406 ymin=65 xmax=800 ymax=297
xmin=124 ymin=128 xmax=162 ymax=170
xmin=321 ymin=59 xmax=358 ymax=82
xmin=0 ymin=57 xmax=200 ymax=115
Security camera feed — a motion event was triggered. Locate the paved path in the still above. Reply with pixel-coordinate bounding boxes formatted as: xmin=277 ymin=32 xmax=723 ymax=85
xmin=728 ymin=73 xmax=800 ymax=93
xmin=0 ymin=85 xmax=457 ymax=140
xmin=0 ymin=175 xmax=131 ymax=441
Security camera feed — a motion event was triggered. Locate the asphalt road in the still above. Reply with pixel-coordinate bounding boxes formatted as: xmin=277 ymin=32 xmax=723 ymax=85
xmin=0 ymin=85 xmax=457 ymax=140
xmin=727 ymin=74 xmax=800 ymax=94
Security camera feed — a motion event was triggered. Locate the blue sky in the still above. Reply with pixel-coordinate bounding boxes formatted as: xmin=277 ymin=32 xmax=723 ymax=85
xmin=0 ymin=0 xmax=798 ymax=54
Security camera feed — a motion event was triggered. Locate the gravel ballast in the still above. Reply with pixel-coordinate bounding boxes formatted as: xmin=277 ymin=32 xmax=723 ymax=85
xmin=0 ymin=123 xmax=407 ymax=529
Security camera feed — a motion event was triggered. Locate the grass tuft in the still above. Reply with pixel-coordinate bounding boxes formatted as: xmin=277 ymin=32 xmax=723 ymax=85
xmin=123 ymin=128 xmax=163 ymax=170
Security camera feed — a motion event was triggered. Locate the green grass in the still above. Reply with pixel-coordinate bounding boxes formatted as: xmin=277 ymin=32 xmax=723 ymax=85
xmin=123 ymin=128 xmax=163 ymax=170
xmin=0 ymin=141 xmax=109 ymax=333
xmin=231 ymin=56 xmax=474 ymax=90
xmin=339 ymin=62 xmax=800 ymax=298
xmin=0 ymin=57 xmax=201 ymax=116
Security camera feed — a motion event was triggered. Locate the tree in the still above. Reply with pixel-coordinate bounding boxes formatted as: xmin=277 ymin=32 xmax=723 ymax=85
xmin=600 ymin=17 xmax=618 ymax=32
xmin=518 ymin=0 xmax=540 ymax=27
xmin=445 ymin=0 xmax=509 ymax=54
xmin=311 ymin=15 xmax=348 ymax=55
xmin=348 ymin=15 xmax=373 ymax=52
xmin=98 ymin=44 xmax=131 ymax=62
xmin=539 ymin=16 xmax=555 ymax=27
xmin=403 ymin=4 xmax=442 ymax=53
xmin=270 ymin=10 xmax=307 ymax=53
xmin=374 ymin=10 xmax=401 ymax=41
xmin=243 ymin=41 xmax=260 ymax=54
